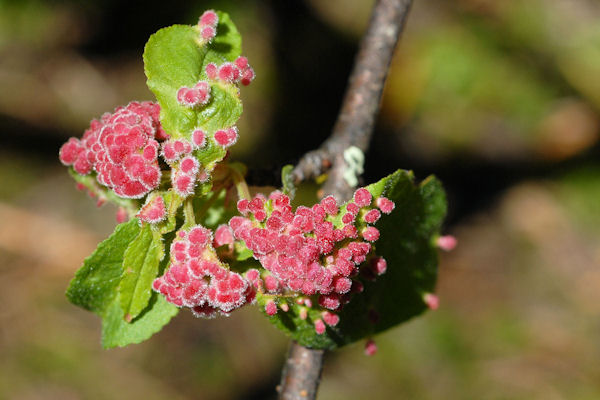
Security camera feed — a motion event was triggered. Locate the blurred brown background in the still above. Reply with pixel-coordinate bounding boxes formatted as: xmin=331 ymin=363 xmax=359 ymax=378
xmin=1 ymin=0 xmax=600 ymax=399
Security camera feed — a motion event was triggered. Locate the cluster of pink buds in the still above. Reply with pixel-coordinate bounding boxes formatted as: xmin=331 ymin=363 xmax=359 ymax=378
xmin=59 ymin=102 xmax=166 ymax=198
xmin=205 ymin=56 xmax=255 ymax=86
xmin=152 ymin=225 xmax=254 ymax=318
xmin=176 ymin=81 xmax=211 ymax=108
xmin=160 ymin=138 xmax=208 ymax=197
xmin=228 ymin=188 xmax=394 ymax=334
xmin=197 ymin=10 xmax=218 ymax=43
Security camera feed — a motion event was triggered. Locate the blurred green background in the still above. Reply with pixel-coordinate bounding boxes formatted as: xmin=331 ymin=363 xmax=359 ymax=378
xmin=1 ymin=0 xmax=600 ymax=399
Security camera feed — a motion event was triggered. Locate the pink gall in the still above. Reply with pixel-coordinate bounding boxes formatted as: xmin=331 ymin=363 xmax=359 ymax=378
xmin=213 ymin=127 xmax=238 ymax=148
xmin=437 ymin=235 xmax=457 ymax=251
xmin=235 ymin=56 xmax=249 ymax=70
xmin=322 ymin=311 xmax=340 ymax=327
xmin=173 ymin=171 xmax=196 ymax=197
xmin=137 ymin=195 xmax=166 ymax=224
xmin=199 ymin=10 xmax=218 ymax=27
xmin=116 ymin=207 xmax=129 ymax=223
xmin=353 ymin=188 xmax=372 ymax=208
xmin=201 ymin=26 xmax=216 ymax=41
xmin=265 ymin=300 xmax=277 ymax=316
xmin=363 ymin=209 xmax=381 ymax=224
xmin=314 ymin=319 xmax=326 ymax=335
xmin=423 ymin=293 xmax=439 ymax=310
xmin=370 ymin=256 xmax=387 ymax=275
xmin=205 ymin=63 xmax=218 ymax=80
xmin=376 ymin=196 xmax=395 ymax=214
xmin=192 ymin=129 xmax=207 ymax=148
xmin=346 ymin=202 xmax=360 ymax=215
xmin=364 ymin=339 xmax=377 ymax=356
xmin=362 ymin=226 xmax=380 ymax=242
xmin=214 ymin=224 xmax=234 ymax=247
xmin=240 ymin=67 xmax=255 ymax=86
xmin=299 ymin=308 xmax=308 ymax=320
xmin=217 ymin=62 xmax=240 ymax=83
xmin=179 ymin=156 xmax=200 ymax=176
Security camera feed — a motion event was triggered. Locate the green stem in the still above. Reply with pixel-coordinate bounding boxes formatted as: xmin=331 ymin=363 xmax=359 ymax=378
xmin=183 ymin=197 xmax=196 ymax=227
xmin=231 ymin=168 xmax=251 ymax=201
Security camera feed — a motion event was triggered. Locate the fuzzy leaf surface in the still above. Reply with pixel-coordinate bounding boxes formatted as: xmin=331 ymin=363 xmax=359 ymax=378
xmin=66 ymin=219 xmax=140 ymax=313
xmin=102 ymin=293 xmax=178 ymax=349
xmin=118 ymin=224 xmax=164 ymax=322
xmin=262 ymin=170 xmax=447 ymax=349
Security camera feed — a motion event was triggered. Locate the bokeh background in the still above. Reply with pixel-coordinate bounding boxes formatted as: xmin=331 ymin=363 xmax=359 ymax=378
xmin=1 ymin=0 xmax=600 ymax=398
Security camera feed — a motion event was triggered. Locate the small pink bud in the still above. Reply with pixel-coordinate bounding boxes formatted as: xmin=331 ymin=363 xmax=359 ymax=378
xmin=217 ymin=62 xmax=240 ymax=83
xmin=265 ymin=300 xmax=277 ymax=316
xmin=199 ymin=10 xmax=218 ymax=27
xmin=213 ymin=127 xmax=238 ymax=148
xmin=205 ymin=63 xmax=218 ymax=80
xmin=314 ymin=319 xmax=326 ymax=335
xmin=116 ymin=207 xmax=128 ymax=223
xmin=180 ymin=156 xmax=200 ymax=176
xmin=362 ymin=226 xmax=380 ymax=242
xmin=353 ymin=188 xmax=372 ymax=208
xmin=346 ymin=202 xmax=360 ymax=215
xmin=264 ymin=275 xmax=280 ymax=293
xmin=280 ymin=303 xmax=289 ymax=312
xmin=423 ymin=293 xmax=439 ymax=310
xmin=364 ymin=339 xmax=377 ymax=356
xmin=214 ymin=224 xmax=234 ymax=247
xmin=376 ymin=197 xmax=395 ymax=214
xmin=437 ymin=235 xmax=457 ymax=251
xmin=137 ymin=195 xmax=166 ymax=224
xmin=363 ymin=209 xmax=381 ymax=224
xmin=235 ymin=56 xmax=249 ymax=69
xmin=192 ymin=129 xmax=206 ymax=148
xmin=240 ymin=67 xmax=255 ymax=86
xmin=201 ymin=26 xmax=216 ymax=41
xmin=299 ymin=307 xmax=308 ymax=320
xmin=322 ymin=311 xmax=339 ymax=327
xmin=370 ymin=256 xmax=387 ymax=275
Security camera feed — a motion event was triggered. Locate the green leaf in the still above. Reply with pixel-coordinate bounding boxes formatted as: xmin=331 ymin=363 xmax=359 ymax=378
xmin=66 ymin=219 xmax=140 ymax=313
xmin=67 ymin=219 xmax=178 ymax=348
xmin=262 ymin=170 xmax=447 ymax=349
xmin=102 ymin=292 xmax=179 ymax=349
xmin=118 ymin=224 xmax=164 ymax=322
xmin=143 ymin=12 xmax=242 ymax=139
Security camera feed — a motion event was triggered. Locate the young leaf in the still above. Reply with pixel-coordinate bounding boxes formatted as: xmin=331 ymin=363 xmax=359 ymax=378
xmin=143 ymin=12 xmax=242 ymax=137
xmin=261 ymin=170 xmax=447 ymax=349
xmin=102 ymin=292 xmax=178 ymax=349
xmin=118 ymin=224 xmax=164 ymax=322
xmin=66 ymin=219 xmax=140 ymax=313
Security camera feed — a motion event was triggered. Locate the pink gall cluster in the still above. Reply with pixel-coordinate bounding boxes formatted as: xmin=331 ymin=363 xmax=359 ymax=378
xmin=228 ymin=188 xmax=395 ymax=334
xmin=152 ymin=225 xmax=254 ymax=317
xmin=160 ymin=137 xmax=207 ymax=198
xmin=198 ymin=10 xmax=218 ymax=42
xmin=176 ymin=81 xmax=211 ymax=108
xmin=59 ymin=102 xmax=166 ymax=198
xmin=205 ymin=56 xmax=255 ymax=86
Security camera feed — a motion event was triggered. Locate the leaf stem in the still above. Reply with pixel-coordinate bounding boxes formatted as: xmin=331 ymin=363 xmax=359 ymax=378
xmin=183 ymin=197 xmax=196 ymax=227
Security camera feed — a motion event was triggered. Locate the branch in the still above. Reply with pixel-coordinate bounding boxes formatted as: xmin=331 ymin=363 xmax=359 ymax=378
xmin=277 ymin=342 xmax=325 ymax=400
xmin=293 ymin=0 xmax=414 ymax=201
xmin=279 ymin=1 xmax=414 ymax=399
